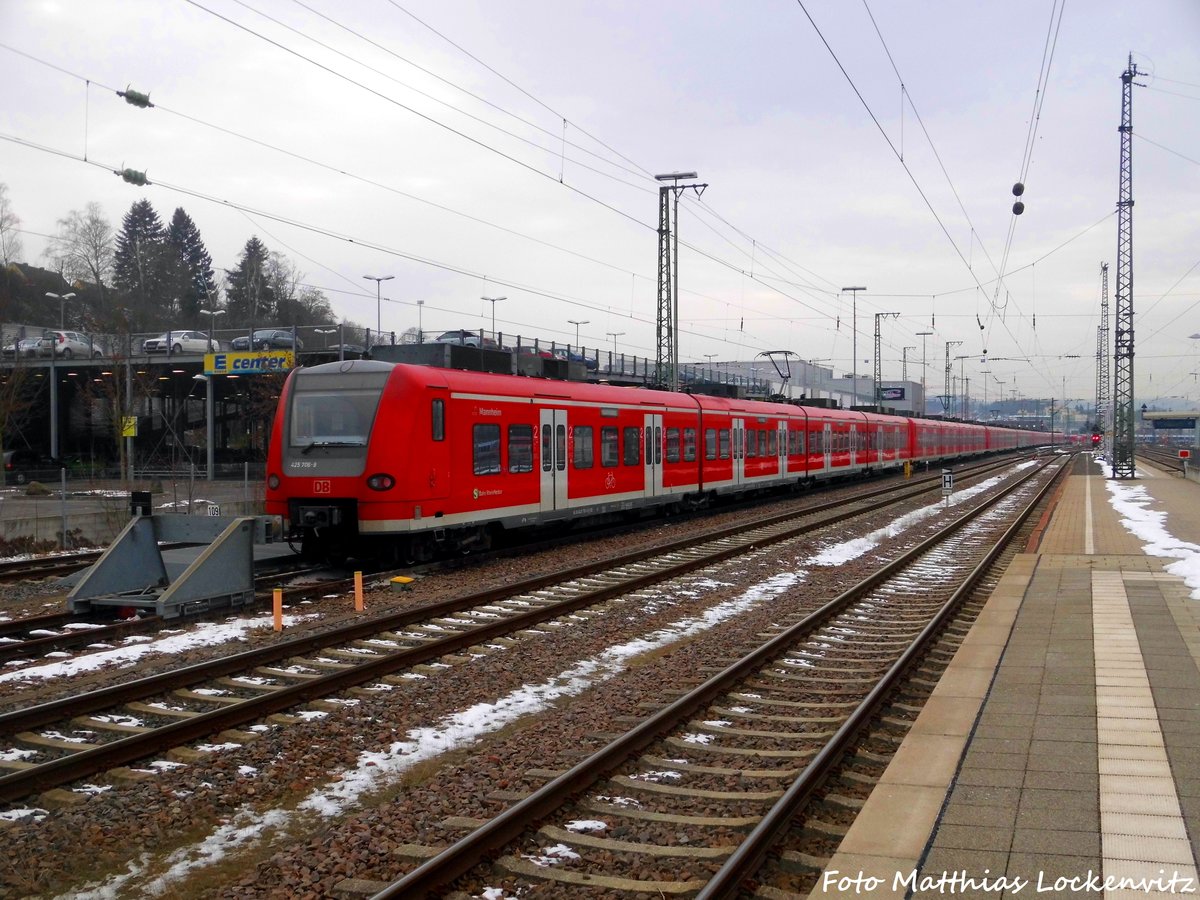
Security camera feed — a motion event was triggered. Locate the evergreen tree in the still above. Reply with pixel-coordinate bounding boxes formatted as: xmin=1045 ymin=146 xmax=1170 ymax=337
xmin=165 ymin=208 xmax=217 ymax=324
xmin=112 ymin=199 xmax=169 ymax=325
xmin=224 ymin=236 xmax=275 ymax=329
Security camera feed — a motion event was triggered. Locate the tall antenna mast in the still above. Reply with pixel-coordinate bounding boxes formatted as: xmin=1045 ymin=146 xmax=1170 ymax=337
xmin=1112 ymin=54 xmax=1142 ymax=478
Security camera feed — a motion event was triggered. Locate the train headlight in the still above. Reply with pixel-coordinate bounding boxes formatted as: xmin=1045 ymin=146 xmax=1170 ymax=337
xmin=366 ymin=473 xmax=395 ymax=491
xmin=267 ymin=473 xmax=281 ymax=490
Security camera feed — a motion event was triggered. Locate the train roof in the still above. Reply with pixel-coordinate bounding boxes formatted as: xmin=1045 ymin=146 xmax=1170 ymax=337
xmin=293 ymin=361 xmax=996 ymax=429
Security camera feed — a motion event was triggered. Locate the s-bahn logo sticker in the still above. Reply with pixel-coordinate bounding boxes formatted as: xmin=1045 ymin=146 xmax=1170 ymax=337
xmin=205 ymin=351 xmax=295 ymax=375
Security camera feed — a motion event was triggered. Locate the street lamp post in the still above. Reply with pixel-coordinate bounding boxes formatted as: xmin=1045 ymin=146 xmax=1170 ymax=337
xmin=417 ymin=300 xmax=425 ymax=343
xmin=199 ymin=307 xmax=225 ymax=351
xmin=608 ymin=332 xmax=626 ymax=355
xmin=44 ymin=291 xmax=76 ymax=461
xmin=46 ymin=291 xmax=76 ymax=328
xmin=362 ymin=274 xmax=394 ymax=340
xmin=568 ymin=319 xmax=589 ymax=348
xmin=842 ymin=287 xmax=866 ymax=405
xmin=482 ymin=295 xmax=505 ymax=337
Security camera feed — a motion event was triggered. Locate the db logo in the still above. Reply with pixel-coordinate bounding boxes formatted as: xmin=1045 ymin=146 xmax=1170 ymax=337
xmin=313 ymin=479 xmax=332 ymax=494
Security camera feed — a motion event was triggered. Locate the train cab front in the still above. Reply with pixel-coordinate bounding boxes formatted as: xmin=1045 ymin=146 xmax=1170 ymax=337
xmin=266 ymin=361 xmax=397 ymax=562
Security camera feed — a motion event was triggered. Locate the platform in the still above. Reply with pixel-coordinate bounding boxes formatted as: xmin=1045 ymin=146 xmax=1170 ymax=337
xmin=809 ymin=453 xmax=1200 ymax=899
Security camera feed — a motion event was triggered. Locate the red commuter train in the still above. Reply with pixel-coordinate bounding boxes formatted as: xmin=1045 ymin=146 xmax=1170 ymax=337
xmin=265 ymin=361 xmax=1043 ymax=562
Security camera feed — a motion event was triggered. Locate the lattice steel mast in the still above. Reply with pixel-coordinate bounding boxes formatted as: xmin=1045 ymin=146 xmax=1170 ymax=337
xmin=1112 ymin=55 xmax=1142 ymax=478
xmin=654 ymin=172 xmax=706 ymax=391
xmin=1095 ymin=262 xmax=1110 ymax=456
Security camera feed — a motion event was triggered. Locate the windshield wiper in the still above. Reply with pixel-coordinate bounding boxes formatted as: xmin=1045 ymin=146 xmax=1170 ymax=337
xmin=300 ymin=440 xmax=365 ymax=455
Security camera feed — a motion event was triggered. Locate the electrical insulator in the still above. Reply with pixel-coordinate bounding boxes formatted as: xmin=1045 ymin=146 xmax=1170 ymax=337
xmin=1012 ymin=182 xmax=1025 ymax=197
xmin=117 ymin=87 xmax=154 ymax=108
xmin=115 ymin=167 xmax=151 ymax=186
xmin=1012 ymin=201 xmax=1025 ymax=215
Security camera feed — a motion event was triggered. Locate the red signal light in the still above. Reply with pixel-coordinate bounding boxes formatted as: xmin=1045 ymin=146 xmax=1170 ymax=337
xmin=1091 ymin=433 xmax=1101 ymax=445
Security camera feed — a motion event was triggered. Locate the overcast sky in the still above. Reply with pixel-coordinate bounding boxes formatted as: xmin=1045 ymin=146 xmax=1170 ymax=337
xmin=2 ymin=0 xmax=1198 ymax=406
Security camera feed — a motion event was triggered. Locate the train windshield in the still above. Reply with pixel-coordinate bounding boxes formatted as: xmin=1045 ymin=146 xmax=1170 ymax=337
xmin=289 ymin=371 xmax=389 ymax=449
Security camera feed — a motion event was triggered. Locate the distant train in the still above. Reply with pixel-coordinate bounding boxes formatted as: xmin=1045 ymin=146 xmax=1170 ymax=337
xmin=265 ymin=361 xmax=1043 ymax=562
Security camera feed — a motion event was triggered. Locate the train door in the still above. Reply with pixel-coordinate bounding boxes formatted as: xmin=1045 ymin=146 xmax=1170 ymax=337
xmin=732 ymin=417 xmax=745 ymax=486
xmin=778 ymin=421 xmax=789 ymax=477
xmin=539 ymin=408 xmax=568 ymax=512
xmin=643 ymin=413 xmax=663 ymax=497
xmin=824 ymin=423 xmax=832 ymax=471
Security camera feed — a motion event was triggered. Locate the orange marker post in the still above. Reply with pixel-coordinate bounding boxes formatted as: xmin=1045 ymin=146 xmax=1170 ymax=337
xmin=273 ymin=587 xmax=283 ymax=632
xmin=354 ymin=571 xmax=364 ymax=612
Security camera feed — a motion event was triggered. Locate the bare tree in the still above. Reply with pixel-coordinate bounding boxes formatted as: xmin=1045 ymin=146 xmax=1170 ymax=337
xmin=0 ymin=184 xmax=22 ymax=268
xmin=45 ymin=202 xmax=115 ymax=304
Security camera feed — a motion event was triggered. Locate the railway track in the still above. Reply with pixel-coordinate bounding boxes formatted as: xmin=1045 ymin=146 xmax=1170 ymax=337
xmin=0 ymin=550 xmax=106 ymax=585
xmin=371 ymin=454 xmax=1069 ymax=897
xmin=0 ymin=455 xmax=1042 ymax=807
xmin=0 ymin=457 xmax=1023 ymax=668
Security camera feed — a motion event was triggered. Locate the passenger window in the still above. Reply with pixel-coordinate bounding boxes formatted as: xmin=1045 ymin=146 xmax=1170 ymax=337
xmin=542 ymin=424 xmax=552 ymax=471
xmin=432 ymin=399 xmax=445 ymax=441
xmin=623 ymin=427 xmax=640 ymax=466
xmin=719 ymin=429 xmax=731 ymax=460
xmin=768 ymin=430 xmax=777 ymax=456
xmin=655 ymin=426 xmax=662 ymax=464
xmin=745 ymin=429 xmax=757 ymax=458
xmin=665 ymin=427 xmax=680 ymax=463
xmin=705 ymin=428 xmax=717 ymax=461
xmin=472 ymin=424 xmax=501 ymax=475
xmin=759 ymin=431 xmax=769 ymax=457
xmin=684 ymin=428 xmax=696 ymax=462
xmin=601 ymin=426 xmax=619 ymax=467
xmin=573 ymin=425 xmax=594 ymax=469
xmin=508 ymin=424 xmax=533 ymax=473
xmin=556 ymin=424 xmax=566 ymax=472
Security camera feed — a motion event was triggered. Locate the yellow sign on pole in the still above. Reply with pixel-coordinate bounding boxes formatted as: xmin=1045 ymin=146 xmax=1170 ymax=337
xmin=121 ymin=416 xmax=138 ymax=437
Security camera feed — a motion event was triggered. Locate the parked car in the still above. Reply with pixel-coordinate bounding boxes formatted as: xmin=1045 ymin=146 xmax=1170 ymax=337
xmin=39 ymin=330 xmax=103 ymax=359
xmin=511 ymin=345 xmax=554 ymax=359
xmin=2 ymin=449 xmax=61 ymax=485
xmin=553 ymin=348 xmax=599 ymax=370
xmin=230 ymin=329 xmax=304 ymax=351
xmin=142 ymin=330 xmax=218 ymax=354
xmin=432 ymin=329 xmax=497 ymax=349
xmin=2 ymin=337 xmax=44 ymax=359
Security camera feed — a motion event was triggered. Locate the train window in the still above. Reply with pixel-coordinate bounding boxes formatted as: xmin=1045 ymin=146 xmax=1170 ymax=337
xmin=508 ymin=425 xmax=534 ymax=473
xmin=601 ymin=426 xmax=619 ymax=467
xmin=623 ymin=427 xmax=640 ymax=465
xmin=573 ymin=425 xmax=594 ymax=469
xmin=683 ymin=428 xmax=697 ymax=462
xmin=719 ymin=429 xmax=731 ymax=460
xmin=432 ymin=399 xmax=445 ymax=441
xmin=705 ymin=428 xmax=717 ymax=460
xmin=767 ymin=430 xmax=777 ymax=456
xmin=556 ymin=424 xmax=566 ymax=472
xmin=759 ymin=430 xmax=769 ymax=457
xmin=473 ymin=424 xmax=501 ymax=475
xmin=542 ymin=424 xmax=552 ymax=471
xmin=745 ymin=429 xmax=757 ymax=458
xmin=290 ymin=386 xmax=383 ymax=449
xmin=655 ymin=426 xmax=662 ymax=464
xmin=665 ymin=427 xmax=680 ymax=463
